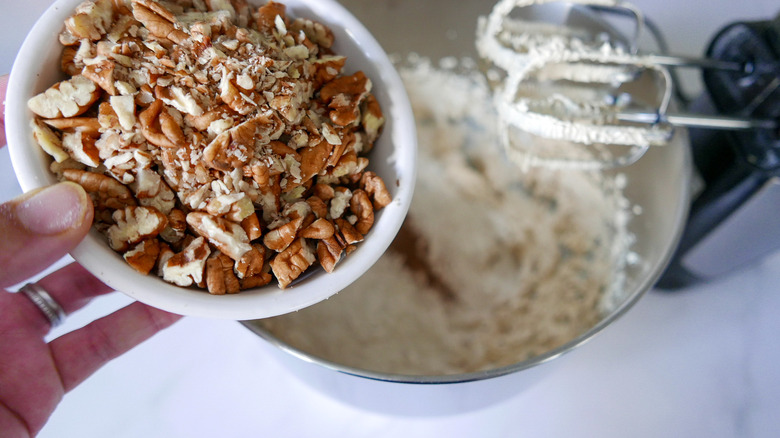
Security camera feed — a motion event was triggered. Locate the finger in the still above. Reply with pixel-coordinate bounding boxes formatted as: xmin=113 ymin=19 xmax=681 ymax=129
xmin=0 ymin=182 xmax=94 ymax=287
xmin=4 ymin=263 xmax=113 ymax=333
xmin=0 ymin=74 xmax=7 ymax=147
xmin=48 ymin=302 xmax=181 ymax=392
xmin=37 ymin=263 xmax=114 ymax=313
xmin=1 ymin=263 xmax=114 ymax=335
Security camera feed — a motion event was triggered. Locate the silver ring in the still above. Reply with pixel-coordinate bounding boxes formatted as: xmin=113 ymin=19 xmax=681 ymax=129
xmin=20 ymin=283 xmax=66 ymax=328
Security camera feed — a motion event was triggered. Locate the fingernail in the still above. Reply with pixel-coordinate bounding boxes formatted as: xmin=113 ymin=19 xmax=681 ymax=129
xmin=16 ymin=182 xmax=89 ymax=235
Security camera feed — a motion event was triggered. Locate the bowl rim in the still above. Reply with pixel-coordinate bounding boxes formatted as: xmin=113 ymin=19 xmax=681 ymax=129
xmin=5 ymin=0 xmax=417 ymax=320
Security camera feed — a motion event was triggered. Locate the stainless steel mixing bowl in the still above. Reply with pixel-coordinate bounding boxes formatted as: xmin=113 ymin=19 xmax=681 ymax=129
xmin=241 ymin=0 xmax=692 ymax=414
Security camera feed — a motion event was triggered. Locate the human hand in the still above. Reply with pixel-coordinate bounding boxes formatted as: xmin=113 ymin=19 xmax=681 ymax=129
xmin=0 ymin=74 xmax=182 ymax=437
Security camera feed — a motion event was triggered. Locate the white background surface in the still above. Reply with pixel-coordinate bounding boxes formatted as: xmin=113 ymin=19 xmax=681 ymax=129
xmin=2 ymin=0 xmax=780 ymax=437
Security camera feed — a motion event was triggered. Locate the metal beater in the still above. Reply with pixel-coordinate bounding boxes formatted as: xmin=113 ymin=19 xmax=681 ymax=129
xmin=476 ymin=0 xmax=779 ymax=170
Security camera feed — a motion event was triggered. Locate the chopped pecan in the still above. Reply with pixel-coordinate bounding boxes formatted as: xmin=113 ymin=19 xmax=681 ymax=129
xmin=306 ymin=195 xmax=328 ymax=219
xmin=131 ymin=0 xmax=188 ymax=44
xmin=205 ymin=251 xmax=240 ymax=295
xmin=350 ymin=189 xmax=374 ymax=235
xmin=255 ymin=1 xmax=286 ymax=34
xmin=160 ymin=208 xmax=187 ymax=243
xmin=319 ymin=71 xmax=371 ymax=127
xmin=300 ymin=217 xmax=335 ymax=239
xmin=290 ymin=17 xmax=334 ymax=49
xmin=361 ymin=93 xmax=385 ymax=145
xmin=43 ymin=117 xmax=101 ymax=136
xmin=130 ymin=167 xmax=176 ymax=215
xmin=240 ymin=271 xmax=273 ymax=289
xmin=60 ymin=46 xmax=81 ymax=76
xmin=240 ymin=212 xmax=263 ymax=241
xmin=107 ymin=205 xmax=168 ymax=252
xmin=185 ymin=105 xmax=232 ymax=131
xmin=270 ymin=238 xmax=315 ymax=289
xmin=263 ymin=215 xmax=304 ymax=252
xmin=61 ymin=130 xmax=101 ymax=167
xmin=82 ymin=59 xmax=118 ymax=95
xmin=162 ymin=236 xmax=211 ymax=287
xmin=317 ymin=236 xmax=344 ymax=273
xmin=361 ymin=171 xmax=392 ymax=209
xmin=31 ymin=120 xmax=69 ymax=163
xmin=64 ymin=0 xmax=115 ymax=41
xmin=219 ymin=72 xmax=260 ymax=115
xmin=234 ymin=244 xmax=266 ymax=279
xmin=27 ymin=75 xmax=101 ymax=119
xmin=335 ymin=217 xmax=363 ymax=245
xmin=62 ymin=168 xmax=137 ymax=210
xmin=312 ymin=183 xmax=335 ymax=202
xmin=329 ymin=187 xmax=352 ymax=219
xmin=124 ymin=238 xmax=161 ymax=275
xmin=310 ymin=55 xmax=346 ymax=89
xmin=292 ymin=138 xmax=331 ymax=189
xmin=186 ymin=212 xmax=252 ymax=261
xmin=109 ymin=95 xmax=137 ymax=131
xmin=138 ymin=100 xmax=177 ymax=149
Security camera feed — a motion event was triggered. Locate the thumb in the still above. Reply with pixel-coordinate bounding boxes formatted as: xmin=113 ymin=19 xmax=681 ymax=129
xmin=1 ymin=74 xmax=7 ymax=147
xmin=0 ymin=182 xmax=94 ymax=287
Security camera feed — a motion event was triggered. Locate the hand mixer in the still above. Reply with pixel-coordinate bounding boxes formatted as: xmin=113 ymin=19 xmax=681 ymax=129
xmin=476 ymin=0 xmax=779 ymax=170
xmin=478 ymin=0 xmax=780 ymax=286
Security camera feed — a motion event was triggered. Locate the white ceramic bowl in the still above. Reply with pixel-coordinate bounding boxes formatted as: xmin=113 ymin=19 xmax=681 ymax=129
xmin=6 ymin=0 xmax=416 ymax=319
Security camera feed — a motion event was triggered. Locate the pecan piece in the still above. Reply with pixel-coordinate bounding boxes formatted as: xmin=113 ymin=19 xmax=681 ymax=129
xmin=300 ymin=217 xmax=335 ymax=239
xmin=162 ymin=237 xmax=211 ymax=287
xmin=335 ymin=218 xmax=363 ymax=245
xmin=306 ymin=195 xmax=328 ymax=219
xmin=131 ymin=0 xmax=188 ymax=44
xmin=350 ymin=189 xmax=374 ymax=235
xmin=62 ymin=130 xmax=101 ymax=167
xmin=205 ymin=251 xmax=240 ymax=295
xmin=263 ymin=216 xmax=304 ymax=252
xmin=255 ymin=0 xmax=287 ymax=34
xmin=292 ymin=138 xmax=332 ymax=189
xmin=107 ymin=205 xmax=168 ymax=252
xmin=43 ymin=117 xmax=101 ymax=136
xmin=361 ymin=93 xmax=385 ymax=145
xmin=240 ymin=271 xmax=273 ymax=289
xmin=31 ymin=120 xmax=69 ymax=163
xmin=361 ymin=171 xmax=392 ymax=209
xmin=62 ymin=168 xmax=137 ymax=210
xmin=235 ymin=244 xmax=266 ymax=280
xmin=317 ymin=236 xmax=344 ymax=273
xmin=270 ymin=238 xmax=315 ymax=289
xmin=138 ymin=100 xmax=178 ymax=149
xmin=241 ymin=212 xmax=263 ymax=241
xmin=160 ymin=208 xmax=187 ymax=244
xmin=124 ymin=238 xmax=161 ymax=275
xmin=319 ymin=71 xmax=371 ymax=127
xmin=27 ymin=75 xmax=101 ymax=119
xmin=290 ymin=18 xmax=335 ymax=49
xmin=186 ymin=212 xmax=252 ymax=261
xmin=82 ymin=59 xmax=117 ymax=95
xmin=64 ymin=0 xmax=115 ymax=41
xmin=130 ymin=168 xmax=176 ymax=215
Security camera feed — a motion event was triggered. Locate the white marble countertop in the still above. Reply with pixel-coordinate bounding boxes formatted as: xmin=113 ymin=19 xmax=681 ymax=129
xmin=2 ymin=1 xmax=779 ymax=437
